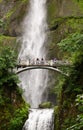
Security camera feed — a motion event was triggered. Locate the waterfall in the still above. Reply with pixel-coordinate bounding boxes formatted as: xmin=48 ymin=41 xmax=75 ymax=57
xmin=18 ymin=0 xmax=54 ymax=129
xmin=23 ymin=109 xmax=54 ymax=130
xmin=18 ymin=0 xmax=48 ymax=108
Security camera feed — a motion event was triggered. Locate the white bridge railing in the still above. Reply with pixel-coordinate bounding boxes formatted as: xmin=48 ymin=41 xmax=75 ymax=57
xmin=17 ymin=59 xmax=71 ymax=67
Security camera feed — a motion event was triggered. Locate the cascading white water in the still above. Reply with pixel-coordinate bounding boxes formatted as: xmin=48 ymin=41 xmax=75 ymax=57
xmin=18 ymin=0 xmax=54 ymax=129
xmin=23 ymin=109 xmax=54 ymax=130
xmin=18 ymin=0 xmax=48 ymax=108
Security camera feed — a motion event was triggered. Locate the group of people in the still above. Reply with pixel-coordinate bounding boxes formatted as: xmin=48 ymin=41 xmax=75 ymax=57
xmin=29 ymin=58 xmax=45 ymax=65
xmin=18 ymin=57 xmax=57 ymax=66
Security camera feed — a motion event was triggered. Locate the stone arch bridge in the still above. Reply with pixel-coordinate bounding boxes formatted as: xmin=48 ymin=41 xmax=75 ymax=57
xmin=16 ymin=60 xmax=71 ymax=76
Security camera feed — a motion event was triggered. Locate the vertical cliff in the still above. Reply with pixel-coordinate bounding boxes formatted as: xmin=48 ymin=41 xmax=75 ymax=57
xmin=47 ymin=0 xmax=83 ymax=59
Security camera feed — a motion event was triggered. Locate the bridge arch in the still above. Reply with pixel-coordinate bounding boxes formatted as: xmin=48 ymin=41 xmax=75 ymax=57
xmin=16 ymin=65 xmax=68 ymax=76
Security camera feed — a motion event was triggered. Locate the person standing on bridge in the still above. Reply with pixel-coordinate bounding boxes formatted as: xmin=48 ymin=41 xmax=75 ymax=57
xmin=36 ymin=58 xmax=40 ymax=65
xmin=53 ymin=58 xmax=57 ymax=62
xmin=41 ymin=58 xmax=44 ymax=65
xmin=50 ymin=59 xmax=54 ymax=66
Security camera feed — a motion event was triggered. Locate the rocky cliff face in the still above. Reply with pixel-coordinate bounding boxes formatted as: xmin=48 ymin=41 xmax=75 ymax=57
xmin=0 ymin=0 xmax=83 ymax=37
xmin=47 ymin=0 xmax=83 ymax=59
xmin=0 ymin=0 xmax=29 ymax=51
xmin=47 ymin=0 xmax=83 ymax=23
xmin=0 ymin=0 xmax=29 ymax=36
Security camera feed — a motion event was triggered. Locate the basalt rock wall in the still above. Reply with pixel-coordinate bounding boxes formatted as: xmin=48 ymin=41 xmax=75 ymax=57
xmin=0 ymin=0 xmax=83 ymax=37
xmin=47 ymin=0 xmax=83 ymax=59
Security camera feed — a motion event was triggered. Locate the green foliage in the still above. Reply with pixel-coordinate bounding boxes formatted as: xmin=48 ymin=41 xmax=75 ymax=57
xmin=73 ymin=0 xmax=83 ymax=11
xmin=47 ymin=0 xmax=57 ymax=24
xmin=56 ymin=32 xmax=83 ymax=130
xmin=0 ymin=47 xmax=18 ymax=80
xmin=53 ymin=76 xmax=66 ymax=98
xmin=0 ymin=47 xmax=19 ymax=103
xmin=21 ymin=0 xmax=29 ymax=3
xmin=0 ymin=89 xmax=5 ymax=105
xmin=0 ymin=47 xmax=17 ymax=68
xmin=0 ymin=103 xmax=30 ymax=130
xmin=54 ymin=106 xmax=60 ymax=130
xmin=48 ymin=17 xmax=83 ymax=60
xmin=0 ymin=19 xmax=4 ymax=27
xmin=6 ymin=10 xmax=14 ymax=19
xmin=8 ymin=105 xmax=29 ymax=130
xmin=67 ymin=18 xmax=83 ymax=31
xmin=67 ymin=94 xmax=83 ymax=130
xmin=0 ymin=47 xmax=30 ymax=130
xmin=0 ymin=0 xmax=2 ymax=3
xmin=0 ymin=35 xmax=17 ymax=51
xmin=57 ymin=32 xmax=83 ymax=61
xmin=76 ymin=95 xmax=83 ymax=112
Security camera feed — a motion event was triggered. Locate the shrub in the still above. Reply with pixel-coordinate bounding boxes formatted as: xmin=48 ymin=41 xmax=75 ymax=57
xmin=39 ymin=102 xmax=52 ymax=108
xmin=8 ymin=105 xmax=30 ymax=130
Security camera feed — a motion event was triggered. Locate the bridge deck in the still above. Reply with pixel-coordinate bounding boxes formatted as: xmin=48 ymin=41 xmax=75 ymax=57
xmin=15 ymin=60 xmax=71 ymax=76
xmin=17 ymin=59 xmax=71 ymax=68
xmin=17 ymin=64 xmax=57 ymax=68
xmin=17 ymin=62 xmax=71 ymax=69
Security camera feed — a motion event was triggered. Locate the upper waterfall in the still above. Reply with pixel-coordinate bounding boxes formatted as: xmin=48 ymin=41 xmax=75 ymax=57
xmin=18 ymin=0 xmax=48 ymax=60
xmin=18 ymin=0 xmax=48 ymax=108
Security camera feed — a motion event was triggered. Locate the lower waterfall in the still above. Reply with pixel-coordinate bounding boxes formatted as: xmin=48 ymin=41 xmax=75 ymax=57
xmin=23 ymin=109 xmax=54 ymax=130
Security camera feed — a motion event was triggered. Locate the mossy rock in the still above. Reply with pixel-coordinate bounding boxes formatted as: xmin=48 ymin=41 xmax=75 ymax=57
xmin=0 ymin=35 xmax=20 ymax=53
xmin=39 ymin=102 xmax=52 ymax=108
xmin=72 ymin=0 xmax=83 ymax=11
xmin=0 ymin=0 xmax=29 ymax=36
xmin=47 ymin=17 xmax=83 ymax=59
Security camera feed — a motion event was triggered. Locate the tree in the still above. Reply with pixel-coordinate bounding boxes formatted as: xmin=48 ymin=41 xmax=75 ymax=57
xmin=0 ymin=47 xmax=19 ymax=102
xmin=57 ymin=32 xmax=83 ymax=62
xmin=67 ymin=94 xmax=83 ymax=130
xmin=55 ymin=32 xmax=83 ymax=130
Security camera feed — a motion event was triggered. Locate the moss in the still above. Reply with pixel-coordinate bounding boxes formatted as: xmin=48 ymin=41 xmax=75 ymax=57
xmin=2 ymin=0 xmax=29 ymax=34
xmin=0 ymin=0 xmax=2 ymax=3
xmin=39 ymin=102 xmax=52 ymax=108
xmin=51 ymin=16 xmax=83 ymax=26
xmin=48 ymin=17 xmax=83 ymax=60
xmin=21 ymin=0 xmax=29 ymax=3
xmin=72 ymin=0 xmax=83 ymax=11
xmin=0 ymin=35 xmax=17 ymax=49
xmin=6 ymin=10 xmax=14 ymax=19
xmin=47 ymin=0 xmax=57 ymax=24
xmin=4 ymin=2 xmax=22 ymax=23
xmin=0 ymin=35 xmax=16 ymax=45
xmin=66 ymin=17 xmax=83 ymax=31
xmin=0 ymin=19 xmax=4 ymax=28
xmin=49 ymin=17 xmax=83 ymax=43
xmin=54 ymin=106 xmax=60 ymax=130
